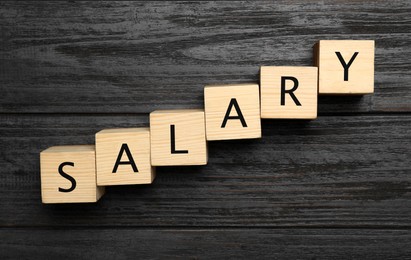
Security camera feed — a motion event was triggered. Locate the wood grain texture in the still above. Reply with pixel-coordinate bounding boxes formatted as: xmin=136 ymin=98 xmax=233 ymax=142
xmin=0 ymin=114 xmax=410 ymax=227
xmin=1 ymin=228 xmax=411 ymax=259
xmin=0 ymin=1 xmax=410 ymax=113
xmin=1 ymin=1 xmax=411 ymax=258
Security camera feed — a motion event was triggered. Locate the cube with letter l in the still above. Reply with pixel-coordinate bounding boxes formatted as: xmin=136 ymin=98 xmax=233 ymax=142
xmin=150 ymin=109 xmax=207 ymax=166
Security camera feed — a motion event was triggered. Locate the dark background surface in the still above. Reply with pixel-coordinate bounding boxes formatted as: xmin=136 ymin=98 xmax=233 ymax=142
xmin=1 ymin=1 xmax=410 ymax=259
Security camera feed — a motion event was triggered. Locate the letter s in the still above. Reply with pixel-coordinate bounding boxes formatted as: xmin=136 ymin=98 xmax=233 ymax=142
xmin=58 ymin=162 xmax=76 ymax=193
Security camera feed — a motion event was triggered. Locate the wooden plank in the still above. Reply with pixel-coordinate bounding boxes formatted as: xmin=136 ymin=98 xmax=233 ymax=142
xmin=0 ymin=114 xmax=410 ymax=227
xmin=1 ymin=1 xmax=410 ymax=113
xmin=1 ymin=228 xmax=411 ymax=259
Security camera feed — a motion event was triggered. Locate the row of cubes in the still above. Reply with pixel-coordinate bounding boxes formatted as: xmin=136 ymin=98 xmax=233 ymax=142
xmin=40 ymin=40 xmax=375 ymax=203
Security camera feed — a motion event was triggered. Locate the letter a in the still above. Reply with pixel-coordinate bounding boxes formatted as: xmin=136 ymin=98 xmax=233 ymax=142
xmin=221 ymin=98 xmax=247 ymax=128
xmin=112 ymin=143 xmax=139 ymax=173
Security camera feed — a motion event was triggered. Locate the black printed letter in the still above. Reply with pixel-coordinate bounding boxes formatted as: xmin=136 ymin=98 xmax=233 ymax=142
xmin=112 ymin=143 xmax=138 ymax=173
xmin=221 ymin=98 xmax=247 ymax=128
xmin=281 ymin=76 xmax=301 ymax=106
xmin=170 ymin=125 xmax=188 ymax=154
xmin=58 ymin=162 xmax=76 ymax=193
xmin=335 ymin=51 xmax=359 ymax=81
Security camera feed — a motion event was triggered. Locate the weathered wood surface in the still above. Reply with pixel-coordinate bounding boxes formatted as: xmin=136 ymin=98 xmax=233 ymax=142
xmin=2 ymin=229 xmax=411 ymax=259
xmin=0 ymin=114 xmax=410 ymax=227
xmin=1 ymin=1 xmax=410 ymax=113
xmin=1 ymin=1 xmax=411 ymax=258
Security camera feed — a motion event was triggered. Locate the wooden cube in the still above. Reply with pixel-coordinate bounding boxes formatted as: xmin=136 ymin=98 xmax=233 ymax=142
xmin=40 ymin=145 xmax=105 ymax=204
xmin=150 ymin=109 xmax=207 ymax=166
xmin=95 ymin=127 xmax=155 ymax=186
xmin=204 ymin=83 xmax=261 ymax=141
xmin=260 ymin=66 xmax=318 ymax=119
xmin=314 ymin=40 xmax=374 ymax=94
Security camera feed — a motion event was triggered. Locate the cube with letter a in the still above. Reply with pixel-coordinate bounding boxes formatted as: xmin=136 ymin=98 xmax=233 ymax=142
xmin=150 ymin=109 xmax=207 ymax=166
xmin=95 ymin=127 xmax=155 ymax=186
xmin=40 ymin=145 xmax=105 ymax=204
xmin=204 ymin=83 xmax=261 ymax=141
xmin=260 ymin=66 xmax=318 ymax=119
xmin=314 ymin=40 xmax=374 ymax=94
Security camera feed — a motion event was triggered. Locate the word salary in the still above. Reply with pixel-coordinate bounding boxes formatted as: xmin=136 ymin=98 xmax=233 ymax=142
xmin=40 ymin=40 xmax=375 ymax=204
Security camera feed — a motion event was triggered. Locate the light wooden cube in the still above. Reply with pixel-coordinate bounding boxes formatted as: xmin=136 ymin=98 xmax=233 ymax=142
xmin=204 ymin=83 xmax=261 ymax=141
xmin=314 ymin=40 xmax=374 ymax=94
xmin=150 ymin=109 xmax=207 ymax=166
xmin=95 ymin=128 xmax=155 ymax=186
xmin=260 ymin=66 xmax=318 ymax=119
xmin=40 ymin=145 xmax=105 ymax=204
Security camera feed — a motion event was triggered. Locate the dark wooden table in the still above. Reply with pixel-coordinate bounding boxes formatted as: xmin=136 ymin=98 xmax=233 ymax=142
xmin=1 ymin=1 xmax=410 ymax=259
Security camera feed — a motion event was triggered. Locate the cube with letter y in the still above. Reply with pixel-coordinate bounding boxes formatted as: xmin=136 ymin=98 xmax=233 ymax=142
xmin=95 ymin=127 xmax=155 ymax=186
xmin=314 ymin=40 xmax=374 ymax=94
xmin=150 ymin=109 xmax=207 ymax=166
xmin=204 ymin=83 xmax=261 ymax=141
xmin=260 ymin=66 xmax=318 ymax=119
xmin=40 ymin=145 xmax=105 ymax=203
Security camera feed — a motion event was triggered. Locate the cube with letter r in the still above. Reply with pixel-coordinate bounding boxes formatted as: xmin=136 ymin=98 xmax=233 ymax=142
xmin=260 ymin=66 xmax=318 ymax=119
